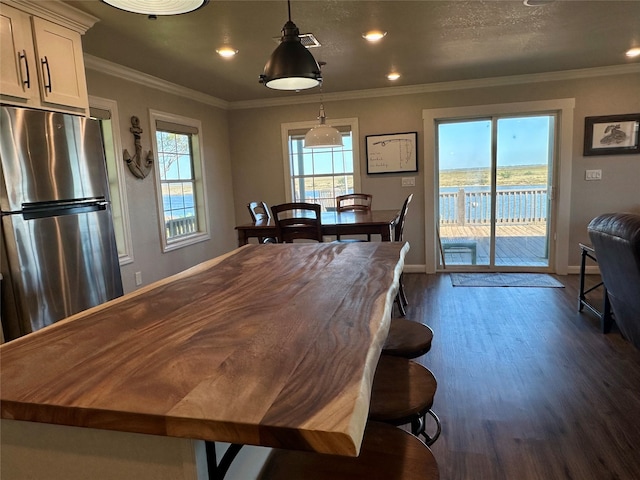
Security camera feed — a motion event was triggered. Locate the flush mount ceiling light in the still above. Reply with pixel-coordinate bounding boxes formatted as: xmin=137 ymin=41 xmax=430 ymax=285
xmin=387 ymin=72 xmax=401 ymax=81
xmin=101 ymin=0 xmax=208 ymax=15
xmin=259 ymin=0 xmax=322 ymax=90
xmin=362 ymin=30 xmax=387 ymax=42
xmin=523 ymin=0 xmax=555 ymax=6
xmin=304 ymin=63 xmax=342 ymax=149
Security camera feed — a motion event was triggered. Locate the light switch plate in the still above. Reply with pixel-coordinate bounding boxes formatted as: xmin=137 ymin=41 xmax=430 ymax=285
xmin=585 ymin=169 xmax=602 ymax=181
xmin=401 ymin=177 xmax=415 ymax=187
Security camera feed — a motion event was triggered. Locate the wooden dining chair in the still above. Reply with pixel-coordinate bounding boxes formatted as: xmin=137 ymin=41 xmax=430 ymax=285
xmin=369 ymin=355 xmax=441 ymax=446
xmin=394 ymin=194 xmax=413 ymax=316
xmin=271 ymin=202 xmax=323 ymax=243
xmin=247 ymin=201 xmax=270 ymax=222
xmin=336 ymin=193 xmax=373 ymax=241
xmin=247 ymin=201 xmax=276 ymax=244
xmin=259 ymin=421 xmax=439 ymax=480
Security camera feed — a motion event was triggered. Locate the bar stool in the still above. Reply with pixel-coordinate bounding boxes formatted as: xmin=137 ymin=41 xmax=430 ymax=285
xmin=369 ymin=356 xmax=441 ymax=446
xmin=259 ymin=421 xmax=439 ymax=480
xmin=578 ymin=242 xmax=612 ymax=332
xmin=383 ymin=319 xmax=433 ymax=359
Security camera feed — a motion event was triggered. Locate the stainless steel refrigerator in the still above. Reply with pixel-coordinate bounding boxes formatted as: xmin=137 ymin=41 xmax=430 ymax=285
xmin=0 ymin=106 xmax=123 ymax=341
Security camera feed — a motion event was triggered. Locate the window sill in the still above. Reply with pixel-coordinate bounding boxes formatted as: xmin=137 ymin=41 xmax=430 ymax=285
xmin=163 ymin=232 xmax=211 ymax=253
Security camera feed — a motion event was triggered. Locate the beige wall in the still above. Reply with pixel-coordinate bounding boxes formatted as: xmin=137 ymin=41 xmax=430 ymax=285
xmin=86 ymin=70 xmax=237 ymax=293
xmin=229 ymin=71 xmax=640 ymax=270
xmin=84 ymin=67 xmax=638 ymax=288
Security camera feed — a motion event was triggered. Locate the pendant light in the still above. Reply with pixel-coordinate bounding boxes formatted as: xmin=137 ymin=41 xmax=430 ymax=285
xmin=100 ymin=0 xmax=208 ymax=15
xmin=304 ymin=64 xmax=342 ymax=149
xmin=259 ymin=0 xmax=322 ymax=90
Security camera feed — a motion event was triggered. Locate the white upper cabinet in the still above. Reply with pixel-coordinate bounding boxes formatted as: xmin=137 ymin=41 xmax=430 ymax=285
xmin=31 ymin=16 xmax=87 ymax=110
xmin=0 ymin=5 xmax=34 ymax=100
xmin=0 ymin=1 xmax=97 ymax=115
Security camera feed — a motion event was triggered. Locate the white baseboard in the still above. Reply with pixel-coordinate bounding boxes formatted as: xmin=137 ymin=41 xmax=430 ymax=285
xmin=404 ymin=264 xmax=426 ymax=273
xmin=566 ymin=265 xmax=601 ymax=275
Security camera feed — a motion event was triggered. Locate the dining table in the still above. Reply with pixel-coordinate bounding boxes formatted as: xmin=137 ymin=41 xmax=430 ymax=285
xmin=0 ymin=241 xmax=409 ymax=480
xmin=235 ymin=209 xmax=401 ymax=246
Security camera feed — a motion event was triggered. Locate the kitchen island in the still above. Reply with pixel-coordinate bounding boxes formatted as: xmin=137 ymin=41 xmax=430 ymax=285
xmin=0 ymin=242 xmax=408 ymax=479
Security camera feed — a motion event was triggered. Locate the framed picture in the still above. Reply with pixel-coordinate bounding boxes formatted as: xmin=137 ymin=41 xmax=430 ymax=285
xmin=366 ymin=132 xmax=418 ymax=174
xmin=583 ymin=113 xmax=640 ymax=156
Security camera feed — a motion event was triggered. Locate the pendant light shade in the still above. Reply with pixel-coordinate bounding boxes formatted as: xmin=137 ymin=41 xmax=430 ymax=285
xmin=304 ymin=104 xmax=343 ymax=149
xmin=260 ymin=2 xmax=322 ymax=90
xmin=100 ymin=0 xmax=208 ymax=15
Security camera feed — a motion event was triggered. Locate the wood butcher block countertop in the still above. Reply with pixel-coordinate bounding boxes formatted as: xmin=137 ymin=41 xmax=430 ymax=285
xmin=0 ymin=242 xmax=409 ymax=456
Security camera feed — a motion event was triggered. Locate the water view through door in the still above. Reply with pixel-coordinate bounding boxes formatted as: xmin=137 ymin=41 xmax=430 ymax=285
xmin=437 ymin=115 xmax=555 ymax=269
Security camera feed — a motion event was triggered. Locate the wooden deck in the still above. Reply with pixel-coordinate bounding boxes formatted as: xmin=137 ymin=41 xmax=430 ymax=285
xmin=439 ymin=223 xmax=548 ymax=267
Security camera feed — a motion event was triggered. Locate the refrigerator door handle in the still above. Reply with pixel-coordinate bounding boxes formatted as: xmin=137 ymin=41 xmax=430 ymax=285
xmin=22 ymin=201 xmax=109 ymax=221
xmin=22 ymin=197 xmax=107 ymax=211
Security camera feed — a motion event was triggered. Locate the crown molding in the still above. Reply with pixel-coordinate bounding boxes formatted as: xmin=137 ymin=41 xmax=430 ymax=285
xmin=83 ymin=55 xmax=229 ymax=110
xmin=231 ymin=63 xmax=640 ymax=110
xmin=83 ymin=53 xmax=639 ymax=112
xmin=2 ymin=0 xmax=98 ymax=33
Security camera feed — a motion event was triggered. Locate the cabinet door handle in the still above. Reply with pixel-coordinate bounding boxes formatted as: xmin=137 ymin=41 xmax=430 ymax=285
xmin=41 ymin=56 xmax=52 ymax=93
xmin=19 ymin=50 xmax=31 ymax=89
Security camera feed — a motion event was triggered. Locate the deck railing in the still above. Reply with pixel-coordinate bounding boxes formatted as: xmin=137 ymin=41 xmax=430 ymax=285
xmin=289 ymin=187 xmax=548 ymax=225
xmin=439 ymin=187 xmax=548 ymax=225
xmin=166 ymin=217 xmax=198 ymax=238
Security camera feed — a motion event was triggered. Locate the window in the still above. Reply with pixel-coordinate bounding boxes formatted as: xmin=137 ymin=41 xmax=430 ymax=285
xmin=89 ymin=96 xmax=133 ymax=265
xmin=281 ymin=118 xmax=360 ymax=211
xmin=150 ymin=110 xmax=209 ymax=252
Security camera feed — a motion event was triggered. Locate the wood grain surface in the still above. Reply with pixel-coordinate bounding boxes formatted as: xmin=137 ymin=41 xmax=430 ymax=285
xmin=0 ymin=242 xmax=408 ymax=456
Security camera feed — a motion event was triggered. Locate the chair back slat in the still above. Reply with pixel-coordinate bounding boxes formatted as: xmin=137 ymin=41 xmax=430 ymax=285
xmin=336 ymin=193 xmax=372 ymax=212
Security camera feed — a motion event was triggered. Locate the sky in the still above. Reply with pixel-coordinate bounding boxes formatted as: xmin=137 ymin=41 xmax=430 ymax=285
xmin=438 ymin=115 xmax=554 ymax=170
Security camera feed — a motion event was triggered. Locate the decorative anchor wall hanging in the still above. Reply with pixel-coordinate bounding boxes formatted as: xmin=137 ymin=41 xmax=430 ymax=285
xmin=123 ymin=116 xmax=154 ymax=179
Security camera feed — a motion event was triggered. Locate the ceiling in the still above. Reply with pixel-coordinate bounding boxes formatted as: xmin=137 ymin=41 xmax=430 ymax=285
xmin=64 ymin=1 xmax=640 ymax=104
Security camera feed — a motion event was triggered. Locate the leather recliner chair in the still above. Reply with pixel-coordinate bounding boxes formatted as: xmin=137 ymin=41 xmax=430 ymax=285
xmin=588 ymin=212 xmax=640 ymax=350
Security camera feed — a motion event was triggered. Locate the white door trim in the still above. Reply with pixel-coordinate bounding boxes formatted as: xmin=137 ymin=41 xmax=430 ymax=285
xmin=422 ymin=98 xmax=575 ymax=274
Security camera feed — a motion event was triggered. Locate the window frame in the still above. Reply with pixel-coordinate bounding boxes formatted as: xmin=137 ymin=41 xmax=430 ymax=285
xmin=280 ymin=117 xmax=361 ymax=207
xmin=89 ymin=95 xmax=134 ymax=266
xmin=150 ymin=109 xmax=210 ymax=253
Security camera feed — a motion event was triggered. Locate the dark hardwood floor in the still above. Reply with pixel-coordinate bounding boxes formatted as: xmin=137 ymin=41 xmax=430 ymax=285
xmin=401 ymin=273 xmax=640 ymax=480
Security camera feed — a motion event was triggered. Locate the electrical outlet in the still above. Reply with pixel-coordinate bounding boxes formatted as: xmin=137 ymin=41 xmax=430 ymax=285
xmin=585 ymin=169 xmax=602 ymax=181
xmin=401 ymin=177 xmax=415 ymax=187
xmin=135 ymin=271 xmax=143 ymax=286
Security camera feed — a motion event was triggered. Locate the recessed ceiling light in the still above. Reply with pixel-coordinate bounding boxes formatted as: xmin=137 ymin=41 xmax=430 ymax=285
xmin=362 ymin=30 xmax=387 ymax=42
xmin=387 ymin=72 xmax=400 ymax=81
xmin=626 ymin=47 xmax=640 ymax=58
xmin=216 ymin=46 xmax=238 ymax=58
xmin=523 ymin=0 xmax=555 ymax=6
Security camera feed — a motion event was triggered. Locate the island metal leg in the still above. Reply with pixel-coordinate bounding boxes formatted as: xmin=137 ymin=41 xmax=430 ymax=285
xmin=206 ymin=441 xmax=244 ymax=480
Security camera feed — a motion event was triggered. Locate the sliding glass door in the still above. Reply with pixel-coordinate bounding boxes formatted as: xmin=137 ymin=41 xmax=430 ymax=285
xmin=437 ymin=114 xmax=555 ymax=270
